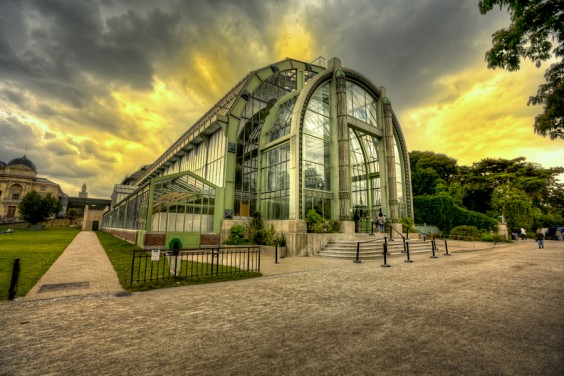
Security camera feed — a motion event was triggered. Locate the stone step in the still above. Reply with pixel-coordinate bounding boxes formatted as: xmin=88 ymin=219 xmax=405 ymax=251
xmin=318 ymin=238 xmax=437 ymax=260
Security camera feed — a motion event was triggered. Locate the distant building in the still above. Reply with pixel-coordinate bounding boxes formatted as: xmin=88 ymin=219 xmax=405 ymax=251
xmin=79 ymin=183 xmax=88 ymax=198
xmin=0 ymin=155 xmax=66 ymax=221
xmin=66 ymin=183 xmax=111 ymax=216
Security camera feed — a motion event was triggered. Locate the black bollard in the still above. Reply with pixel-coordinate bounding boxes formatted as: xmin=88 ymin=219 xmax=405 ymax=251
xmin=402 ymin=237 xmax=407 ymax=253
xmin=431 ymin=239 xmax=438 ymax=258
xmin=275 ymin=243 xmax=279 ymax=264
xmin=9 ymin=258 xmax=21 ymax=300
xmin=384 ymin=237 xmax=390 ymax=255
xmin=381 ymin=243 xmax=390 ymax=267
xmin=405 ymin=241 xmax=413 ymax=263
xmin=354 ymin=242 xmax=362 ymax=263
xmin=444 ymin=239 xmax=451 ymax=256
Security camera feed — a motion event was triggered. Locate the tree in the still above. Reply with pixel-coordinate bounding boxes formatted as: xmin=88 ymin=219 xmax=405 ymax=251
xmin=409 ymin=151 xmax=459 ymax=197
xmin=479 ymin=0 xmax=564 ymax=139
xmin=491 ymin=184 xmax=534 ymax=229
xmin=18 ymin=191 xmax=62 ymax=225
xmin=66 ymin=208 xmax=79 ymax=224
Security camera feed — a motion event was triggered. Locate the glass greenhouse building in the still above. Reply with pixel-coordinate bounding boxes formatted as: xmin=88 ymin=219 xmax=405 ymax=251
xmin=103 ymin=57 xmax=413 ymax=256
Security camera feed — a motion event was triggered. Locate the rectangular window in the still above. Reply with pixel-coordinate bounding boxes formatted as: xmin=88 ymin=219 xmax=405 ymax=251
xmin=260 ymin=143 xmax=290 ymax=219
xmin=12 ymin=193 xmax=20 ymax=200
xmin=7 ymin=206 xmax=16 ymax=218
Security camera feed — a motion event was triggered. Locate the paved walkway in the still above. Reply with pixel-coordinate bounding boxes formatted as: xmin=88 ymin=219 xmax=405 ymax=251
xmin=1 ymin=240 xmax=562 ymax=375
xmin=19 ymin=232 xmax=513 ymax=302
xmin=21 ymin=231 xmax=123 ymax=301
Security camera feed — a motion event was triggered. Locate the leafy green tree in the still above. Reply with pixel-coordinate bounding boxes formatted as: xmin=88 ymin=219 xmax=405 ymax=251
xmin=435 ymin=181 xmax=466 ymax=206
xmin=412 ymin=167 xmax=441 ymax=196
xmin=410 ymin=151 xmax=459 ymax=197
xmin=409 ymin=151 xmax=458 ymax=181
xmin=18 ymin=191 xmax=62 ymax=225
xmin=479 ymin=0 xmax=564 ymax=139
xmin=491 ymin=184 xmax=534 ymax=229
xmin=459 ymin=157 xmax=563 ymax=215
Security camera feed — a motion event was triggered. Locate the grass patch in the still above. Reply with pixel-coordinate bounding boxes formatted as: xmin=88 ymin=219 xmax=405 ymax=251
xmin=0 ymin=227 xmax=80 ymax=299
xmin=96 ymin=231 xmax=261 ymax=292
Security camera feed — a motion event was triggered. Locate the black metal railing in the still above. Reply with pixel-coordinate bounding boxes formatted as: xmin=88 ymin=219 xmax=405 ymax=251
xmin=130 ymin=247 xmax=260 ymax=286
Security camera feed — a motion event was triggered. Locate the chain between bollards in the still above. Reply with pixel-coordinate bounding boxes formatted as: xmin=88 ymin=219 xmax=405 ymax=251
xmin=9 ymin=258 xmax=21 ymax=300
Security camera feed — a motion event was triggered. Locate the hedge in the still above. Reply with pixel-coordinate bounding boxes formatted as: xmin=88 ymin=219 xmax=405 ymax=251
xmin=414 ymin=195 xmax=497 ymax=234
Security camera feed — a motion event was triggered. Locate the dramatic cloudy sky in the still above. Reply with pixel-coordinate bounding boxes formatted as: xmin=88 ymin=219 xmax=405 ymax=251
xmin=1 ymin=0 xmax=562 ymax=198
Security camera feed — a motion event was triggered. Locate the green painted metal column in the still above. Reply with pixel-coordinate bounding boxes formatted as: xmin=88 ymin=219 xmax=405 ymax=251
xmin=335 ymin=67 xmax=351 ymax=221
xmin=383 ymin=97 xmax=399 ymax=223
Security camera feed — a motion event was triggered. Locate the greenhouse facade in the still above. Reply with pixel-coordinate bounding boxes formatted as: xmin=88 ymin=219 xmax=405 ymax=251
xmin=102 ymin=57 xmax=413 ymax=256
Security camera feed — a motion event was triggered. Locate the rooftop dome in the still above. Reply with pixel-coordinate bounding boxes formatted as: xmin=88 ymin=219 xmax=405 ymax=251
xmin=8 ymin=155 xmax=37 ymax=173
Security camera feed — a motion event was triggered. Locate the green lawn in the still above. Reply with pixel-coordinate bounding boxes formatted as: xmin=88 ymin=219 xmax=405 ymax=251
xmin=96 ymin=231 xmax=261 ymax=292
xmin=0 ymin=227 xmax=80 ymax=299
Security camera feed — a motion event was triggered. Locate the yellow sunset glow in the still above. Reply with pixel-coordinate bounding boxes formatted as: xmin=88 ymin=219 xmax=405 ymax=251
xmin=275 ymin=19 xmax=315 ymax=61
xmin=402 ymin=62 xmax=562 ymax=170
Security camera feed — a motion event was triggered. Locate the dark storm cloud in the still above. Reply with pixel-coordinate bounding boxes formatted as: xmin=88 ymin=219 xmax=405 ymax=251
xmin=44 ymin=139 xmax=78 ymax=156
xmin=0 ymin=117 xmax=38 ymax=162
xmin=1 ymin=0 xmax=527 ymax=197
xmin=0 ymin=0 xmax=183 ymax=107
xmin=305 ymin=0 xmax=508 ymax=110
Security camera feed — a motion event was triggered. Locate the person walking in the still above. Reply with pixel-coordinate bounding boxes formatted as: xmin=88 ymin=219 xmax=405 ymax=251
xmin=535 ymin=229 xmax=545 ymax=249
xmin=520 ymin=227 xmax=527 ymax=240
xmin=377 ymin=212 xmax=386 ymax=233
xmin=353 ymin=209 xmax=360 ymax=233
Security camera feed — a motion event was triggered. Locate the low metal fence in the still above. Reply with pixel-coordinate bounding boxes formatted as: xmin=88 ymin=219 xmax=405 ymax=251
xmin=130 ymin=247 xmax=260 ymax=286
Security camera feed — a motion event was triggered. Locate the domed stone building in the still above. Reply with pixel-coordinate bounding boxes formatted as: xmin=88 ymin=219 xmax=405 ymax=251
xmin=0 ymin=154 xmax=66 ymax=222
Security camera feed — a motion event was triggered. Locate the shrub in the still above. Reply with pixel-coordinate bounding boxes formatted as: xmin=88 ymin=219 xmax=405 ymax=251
xmin=254 ymin=225 xmax=276 ymax=245
xmin=225 ymin=224 xmax=247 ymax=245
xmin=400 ymin=217 xmax=418 ymax=233
xmin=481 ymin=233 xmax=510 ymax=243
xmin=414 ymin=195 xmax=497 ymax=234
xmin=450 ymin=225 xmax=481 ymax=240
xmin=274 ymin=232 xmax=286 ymax=247
xmin=305 ymin=209 xmax=339 ymax=233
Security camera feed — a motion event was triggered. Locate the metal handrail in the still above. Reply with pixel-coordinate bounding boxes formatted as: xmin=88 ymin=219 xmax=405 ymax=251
xmin=387 ymin=224 xmax=405 ymax=242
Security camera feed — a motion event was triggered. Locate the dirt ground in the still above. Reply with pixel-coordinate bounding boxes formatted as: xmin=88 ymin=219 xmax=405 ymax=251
xmin=1 ymin=240 xmax=563 ymax=375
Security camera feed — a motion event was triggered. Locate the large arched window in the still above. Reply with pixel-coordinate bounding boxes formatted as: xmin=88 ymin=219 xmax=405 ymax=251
xmin=302 ymin=81 xmax=332 ymax=218
xmin=235 ymin=70 xmax=297 ymax=218
xmin=346 ymin=81 xmax=379 ymax=127
xmin=10 ymin=184 xmax=23 ymax=201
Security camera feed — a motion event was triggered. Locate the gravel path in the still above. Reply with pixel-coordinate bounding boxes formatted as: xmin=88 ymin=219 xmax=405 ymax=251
xmin=0 ymin=238 xmax=562 ymax=375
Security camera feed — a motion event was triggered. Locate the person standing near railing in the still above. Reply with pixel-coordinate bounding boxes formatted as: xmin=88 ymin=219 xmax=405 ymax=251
xmin=353 ymin=209 xmax=360 ymax=233
xmin=377 ymin=212 xmax=386 ymax=233
xmin=535 ymin=229 xmax=545 ymax=249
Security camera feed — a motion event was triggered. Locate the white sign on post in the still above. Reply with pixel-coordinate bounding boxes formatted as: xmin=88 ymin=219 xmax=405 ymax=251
xmin=151 ymin=249 xmax=160 ymax=261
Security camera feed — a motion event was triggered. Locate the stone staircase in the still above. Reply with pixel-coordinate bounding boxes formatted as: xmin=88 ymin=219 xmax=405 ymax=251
xmin=317 ymin=233 xmax=438 ymax=260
